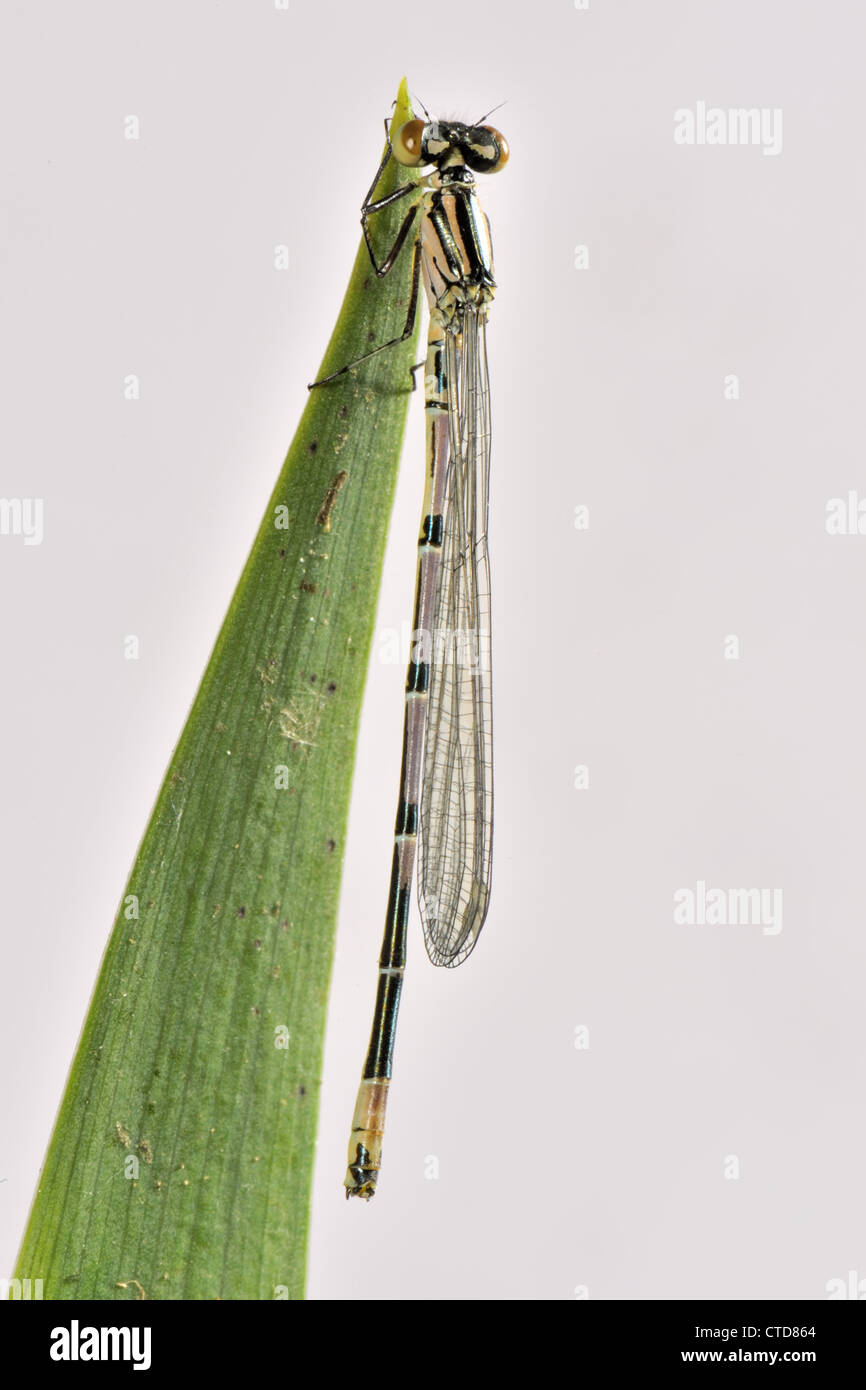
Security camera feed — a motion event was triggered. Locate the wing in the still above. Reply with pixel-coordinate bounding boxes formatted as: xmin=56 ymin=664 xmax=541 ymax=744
xmin=418 ymin=309 xmax=493 ymax=967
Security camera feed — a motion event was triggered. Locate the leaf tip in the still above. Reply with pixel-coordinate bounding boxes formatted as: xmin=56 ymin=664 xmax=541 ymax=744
xmin=391 ymin=77 xmax=414 ymax=138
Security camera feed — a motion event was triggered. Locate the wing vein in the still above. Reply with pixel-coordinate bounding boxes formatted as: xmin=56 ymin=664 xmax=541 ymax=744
xmin=418 ymin=309 xmax=493 ymax=967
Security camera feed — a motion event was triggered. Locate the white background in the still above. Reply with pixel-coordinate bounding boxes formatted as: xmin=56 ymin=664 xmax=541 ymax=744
xmin=1 ymin=0 xmax=864 ymax=1299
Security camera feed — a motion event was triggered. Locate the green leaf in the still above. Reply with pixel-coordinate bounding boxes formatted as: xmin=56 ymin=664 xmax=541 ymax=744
xmin=14 ymin=79 xmax=420 ymax=1301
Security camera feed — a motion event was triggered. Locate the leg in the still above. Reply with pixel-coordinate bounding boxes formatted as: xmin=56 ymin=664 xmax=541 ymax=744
xmin=308 ymin=233 xmax=423 ymax=388
xmin=357 ymin=117 xmax=400 ymax=215
xmin=359 ymin=118 xmax=423 ymax=278
xmin=362 ymin=198 xmax=420 ymax=278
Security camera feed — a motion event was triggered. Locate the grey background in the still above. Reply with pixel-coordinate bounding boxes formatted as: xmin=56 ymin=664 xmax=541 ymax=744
xmin=1 ymin=0 xmax=864 ymax=1300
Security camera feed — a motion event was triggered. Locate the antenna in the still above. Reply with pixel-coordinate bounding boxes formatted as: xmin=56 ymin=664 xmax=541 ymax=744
xmin=474 ymin=99 xmax=508 ymax=125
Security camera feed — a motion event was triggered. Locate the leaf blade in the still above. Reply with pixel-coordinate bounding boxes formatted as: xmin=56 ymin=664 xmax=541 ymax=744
xmin=15 ymin=78 xmax=420 ymax=1301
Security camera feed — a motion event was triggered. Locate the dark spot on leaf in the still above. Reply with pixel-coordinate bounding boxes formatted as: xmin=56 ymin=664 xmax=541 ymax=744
xmin=298 ymin=1086 xmax=307 ymax=1098
xmin=326 ymin=839 xmax=336 ymax=854
xmin=254 ymin=939 xmax=262 ymax=950
xmin=339 ymin=404 xmax=348 ymax=419
xmin=326 ymin=682 xmax=337 ymax=694
xmin=367 ymin=331 xmax=376 ymax=343
xmin=308 ymin=440 xmax=318 ymax=455
xmin=278 ymin=548 xmax=286 ymax=559
xmin=237 ymin=906 xmax=246 ymax=918
xmin=363 ymin=276 xmax=371 ymax=291
xmin=309 ymin=673 xmax=317 ymax=683
xmin=300 ymin=579 xmax=317 ymax=593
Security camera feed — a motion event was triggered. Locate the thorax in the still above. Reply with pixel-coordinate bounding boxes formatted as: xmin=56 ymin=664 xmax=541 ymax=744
xmin=420 ymin=165 xmax=496 ymax=325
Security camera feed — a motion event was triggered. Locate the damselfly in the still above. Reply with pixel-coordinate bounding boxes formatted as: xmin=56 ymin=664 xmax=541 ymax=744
xmin=311 ymin=103 xmax=508 ymax=1199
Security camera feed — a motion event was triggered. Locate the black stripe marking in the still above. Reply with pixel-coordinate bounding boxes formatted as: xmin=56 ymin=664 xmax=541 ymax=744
xmin=453 ymin=190 xmax=483 ymax=282
xmin=406 ymin=661 xmax=429 ymax=694
xmin=429 ymin=193 xmax=463 ymax=281
xmin=395 ymin=799 xmax=418 ymax=836
xmin=378 ymin=845 xmax=411 ymax=966
xmin=363 ymin=970 xmax=403 ymax=1079
xmin=420 ymin=514 xmax=443 ymax=547
xmin=453 ymin=188 xmax=494 ymax=285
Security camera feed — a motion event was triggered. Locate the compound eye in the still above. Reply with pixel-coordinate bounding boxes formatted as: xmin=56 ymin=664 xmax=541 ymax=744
xmin=478 ymin=125 xmax=509 ymax=172
xmin=393 ymin=119 xmax=425 ymax=166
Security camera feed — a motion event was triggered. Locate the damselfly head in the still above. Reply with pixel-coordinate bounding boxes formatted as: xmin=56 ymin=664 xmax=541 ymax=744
xmin=392 ymin=118 xmax=509 ymax=174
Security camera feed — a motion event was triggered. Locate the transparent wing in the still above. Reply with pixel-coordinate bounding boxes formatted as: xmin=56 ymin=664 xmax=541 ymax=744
xmin=418 ymin=309 xmax=493 ymax=967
